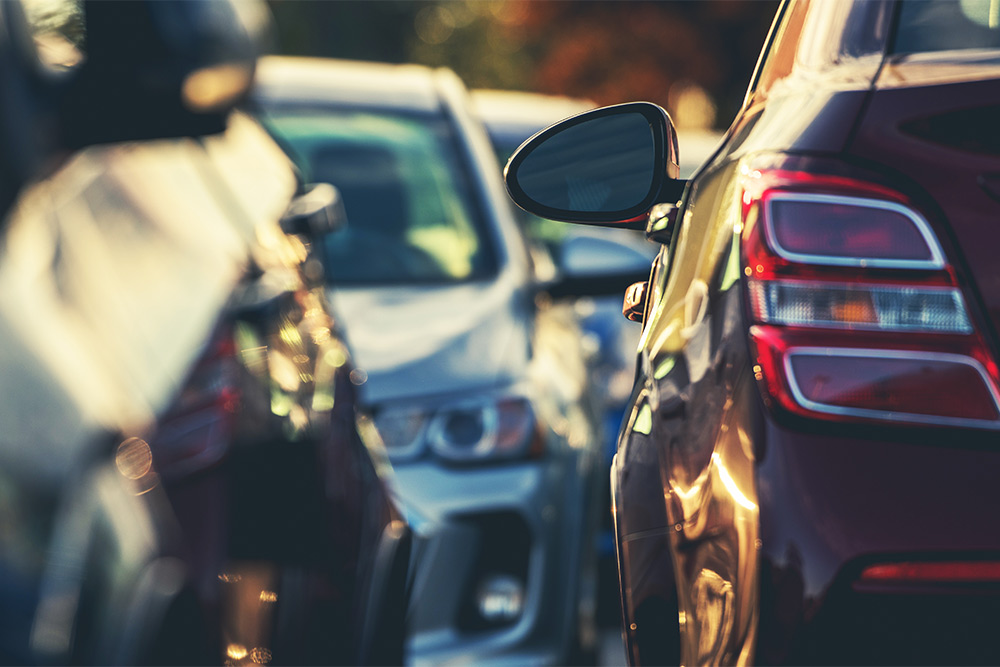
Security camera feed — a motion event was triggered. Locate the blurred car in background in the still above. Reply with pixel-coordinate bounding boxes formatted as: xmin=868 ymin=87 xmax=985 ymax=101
xmin=473 ymin=88 xmax=720 ymax=600
xmin=503 ymin=0 xmax=1000 ymax=664
xmin=472 ymin=88 xmax=653 ymax=437
xmin=254 ymin=56 xmax=610 ymax=665
xmin=0 ymin=2 xmax=407 ymax=664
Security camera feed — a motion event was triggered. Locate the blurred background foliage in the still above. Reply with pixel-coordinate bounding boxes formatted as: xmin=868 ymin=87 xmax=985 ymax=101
xmin=266 ymin=0 xmax=779 ymax=130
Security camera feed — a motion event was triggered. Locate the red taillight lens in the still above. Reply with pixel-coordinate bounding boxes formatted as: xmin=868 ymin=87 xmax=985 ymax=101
xmin=859 ymin=561 xmax=1000 ymax=584
xmin=787 ymin=348 xmax=1000 ymax=423
xmin=742 ymin=168 xmax=1000 ymax=429
xmin=765 ymin=193 xmax=942 ymax=267
xmin=149 ymin=324 xmax=240 ymax=477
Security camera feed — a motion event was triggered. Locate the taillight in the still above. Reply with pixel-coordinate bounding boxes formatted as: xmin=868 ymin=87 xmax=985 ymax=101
xmin=748 ymin=281 xmax=971 ymax=333
xmin=858 ymin=561 xmax=1000 ymax=585
xmin=741 ymin=167 xmax=1000 ymax=429
xmin=149 ymin=323 xmax=241 ymax=477
xmin=762 ymin=192 xmax=944 ymax=268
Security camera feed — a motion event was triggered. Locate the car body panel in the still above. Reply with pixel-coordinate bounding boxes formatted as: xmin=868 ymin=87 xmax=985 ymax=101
xmin=849 ymin=71 xmax=1000 ymax=347
xmin=327 ymin=279 xmax=529 ymax=405
xmin=395 ymin=456 xmax=591 ymax=664
xmin=0 ymin=100 xmax=407 ymax=667
xmin=0 ymin=133 xmax=254 ymax=483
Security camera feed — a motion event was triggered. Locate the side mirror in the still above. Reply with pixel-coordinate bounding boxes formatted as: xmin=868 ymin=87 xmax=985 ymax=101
xmin=504 ymin=102 xmax=682 ymax=228
xmin=645 ymin=202 xmax=679 ymax=245
xmin=60 ymin=0 xmax=270 ymax=148
xmin=544 ymin=231 xmax=653 ymax=299
xmin=280 ymin=183 xmax=347 ymax=237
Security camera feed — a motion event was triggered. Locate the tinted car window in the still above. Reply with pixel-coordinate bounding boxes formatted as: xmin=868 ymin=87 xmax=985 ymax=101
xmin=894 ymin=0 xmax=1000 ymax=53
xmin=752 ymin=0 xmax=811 ymax=103
xmin=265 ymin=108 xmax=497 ymax=285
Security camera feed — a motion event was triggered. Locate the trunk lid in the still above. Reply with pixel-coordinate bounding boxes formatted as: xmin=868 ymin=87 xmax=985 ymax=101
xmin=848 ymin=64 xmax=1000 ymax=346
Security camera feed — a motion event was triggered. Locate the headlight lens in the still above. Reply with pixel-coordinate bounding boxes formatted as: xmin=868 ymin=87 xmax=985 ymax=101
xmin=373 ymin=407 xmax=427 ymax=460
xmin=375 ymin=397 xmax=539 ymax=463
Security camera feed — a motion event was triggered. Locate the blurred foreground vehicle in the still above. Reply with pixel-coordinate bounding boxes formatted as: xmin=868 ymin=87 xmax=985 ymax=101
xmin=504 ymin=0 xmax=1000 ymax=664
xmin=0 ymin=2 xmax=407 ymax=664
xmin=255 ymin=57 xmax=610 ymax=665
xmin=473 ymin=89 xmax=721 ymax=580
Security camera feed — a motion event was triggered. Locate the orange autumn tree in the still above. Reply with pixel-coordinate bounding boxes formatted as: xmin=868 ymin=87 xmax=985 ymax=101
xmin=267 ymin=0 xmax=777 ymax=130
xmin=509 ymin=1 xmax=777 ymax=129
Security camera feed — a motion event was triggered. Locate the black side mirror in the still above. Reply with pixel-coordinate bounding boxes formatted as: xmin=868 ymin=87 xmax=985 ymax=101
xmin=60 ymin=0 xmax=270 ymax=149
xmin=504 ymin=102 xmax=682 ymax=228
xmin=646 ymin=202 xmax=679 ymax=245
xmin=280 ymin=183 xmax=347 ymax=237
xmin=544 ymin=232 xmax=653 ymax=299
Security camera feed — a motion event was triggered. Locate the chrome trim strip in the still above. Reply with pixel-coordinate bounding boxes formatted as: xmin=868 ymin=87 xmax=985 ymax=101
xmin=783 ymin=346 xmax=1000 ymax=428
xmin=763 ymin=192 xmax=947 ymax=269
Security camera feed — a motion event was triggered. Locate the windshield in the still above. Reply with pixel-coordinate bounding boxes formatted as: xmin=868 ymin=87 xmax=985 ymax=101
xmin=264 ymin=108 xmax=498 ymax=285
xmin=893 ymin=0 xmax=1000 ymax=53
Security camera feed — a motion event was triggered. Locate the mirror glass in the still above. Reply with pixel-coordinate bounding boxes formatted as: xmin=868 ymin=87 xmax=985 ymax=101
xmin=513 ymin=112 xmax=656 ymax=214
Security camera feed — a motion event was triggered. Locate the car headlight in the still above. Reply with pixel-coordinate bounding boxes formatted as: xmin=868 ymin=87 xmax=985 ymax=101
xmin=374 ymin=397 xmax=542 ymax=463
xmin=373 ymin=407 xmax=427 ymax=460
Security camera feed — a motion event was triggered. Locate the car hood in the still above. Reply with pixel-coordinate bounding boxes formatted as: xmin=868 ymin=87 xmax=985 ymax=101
xmin=326 ymin=276 xmax=529 ymax=405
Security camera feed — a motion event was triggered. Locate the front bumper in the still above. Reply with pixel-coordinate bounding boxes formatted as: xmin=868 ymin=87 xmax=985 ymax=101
xmin=394 ymin=454 xmax=593 ymax=665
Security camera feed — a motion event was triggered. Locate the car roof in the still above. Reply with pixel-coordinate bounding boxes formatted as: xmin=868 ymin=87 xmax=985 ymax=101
xmin=254 ymin=55 xmax=443 ymax=113
xmin=472 ymin=89 xmax=595 ymax=131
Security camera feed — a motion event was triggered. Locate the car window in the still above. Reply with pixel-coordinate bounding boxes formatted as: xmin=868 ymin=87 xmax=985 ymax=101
xmin=264 ymin=108 xmax=498 ymax=285
xmin=752 ymin=0 xmax=813 ymax=104
xmin=747 ymin=0 xmax=892 ymax=109
xmin=893 ymin=0 xmax=1000 ymax=53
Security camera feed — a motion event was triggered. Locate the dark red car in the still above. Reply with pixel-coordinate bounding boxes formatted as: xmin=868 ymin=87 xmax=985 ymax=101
xmin=504 ymin=0 xmax=1000 ymax=664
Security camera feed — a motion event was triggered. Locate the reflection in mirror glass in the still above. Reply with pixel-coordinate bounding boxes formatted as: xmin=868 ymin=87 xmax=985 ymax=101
xmin=515 ymin=112 xmax=655 ymax=214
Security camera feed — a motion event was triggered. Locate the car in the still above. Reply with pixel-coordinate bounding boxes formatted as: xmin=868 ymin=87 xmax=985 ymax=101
xmin=471 ymin=89 xmax=653 ymax=434
xmin=472 ymin=89 xmax=722 ymax=589
xmin=253 ymin=56 xmax=607 ymax=665
xmin=503 ymin=0 xmax=1000 ymax=664
xmin=0 ymin=3 xmax=408 ymax=664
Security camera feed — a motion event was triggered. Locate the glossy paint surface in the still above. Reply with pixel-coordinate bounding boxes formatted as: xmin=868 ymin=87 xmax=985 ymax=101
xmin=608 ymin=0 xmax=1000 ymax=664
xmin=0 ymin=112 xmax=407 ymax=663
